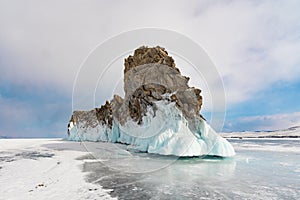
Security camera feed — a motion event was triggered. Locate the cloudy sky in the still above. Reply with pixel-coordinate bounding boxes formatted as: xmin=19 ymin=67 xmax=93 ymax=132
xmin=1 ymin=0 xmax=300 ymax=137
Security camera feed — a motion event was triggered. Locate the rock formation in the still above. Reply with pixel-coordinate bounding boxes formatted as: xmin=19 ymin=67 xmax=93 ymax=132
xmin=67 ymin=46 xmax=235 ymax=157
xmin=70 ymin=46 xmax=203 ymax=129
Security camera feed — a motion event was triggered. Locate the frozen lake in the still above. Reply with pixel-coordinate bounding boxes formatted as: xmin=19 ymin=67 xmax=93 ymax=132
xmin=79 ymin=138 xmax=300 ymax=199
xmin=0 ymin=138 xmax=299 ymax=199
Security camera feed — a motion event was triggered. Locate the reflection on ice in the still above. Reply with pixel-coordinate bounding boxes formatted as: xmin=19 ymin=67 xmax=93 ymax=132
xmin=80 ymin=146 xmax=236 ymax=199
xmin=78 ymin=141 xmax=236 ymax=174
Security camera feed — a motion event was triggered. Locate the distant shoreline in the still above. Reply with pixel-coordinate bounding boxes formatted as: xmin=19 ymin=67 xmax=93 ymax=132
xmin=221 ymin=125 xmax=300 ymax=139
xmin=224 ymin=136 xmax=300 ymax=139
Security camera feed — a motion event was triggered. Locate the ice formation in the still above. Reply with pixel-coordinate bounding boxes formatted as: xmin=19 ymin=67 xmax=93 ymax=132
xmin=68 ymin=46 xmax=235 ymax=157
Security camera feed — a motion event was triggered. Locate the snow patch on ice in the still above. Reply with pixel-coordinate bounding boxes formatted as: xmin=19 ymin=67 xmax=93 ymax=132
xmin=0 ymin=139 xmax=115 ymax=200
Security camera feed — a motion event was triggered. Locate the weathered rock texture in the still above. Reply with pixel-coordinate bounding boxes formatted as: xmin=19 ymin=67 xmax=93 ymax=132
xmin=68 ymin=46 xmax=203 ymax=134
xmin=124 ymin=46 xmax=178 ymax=73
xmin=95 ymin=101 xmax=112 ymax=128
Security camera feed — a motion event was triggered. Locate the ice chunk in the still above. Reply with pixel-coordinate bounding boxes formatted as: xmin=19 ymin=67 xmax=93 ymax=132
xmin=68 ymin=101 xmax=235 ymax=157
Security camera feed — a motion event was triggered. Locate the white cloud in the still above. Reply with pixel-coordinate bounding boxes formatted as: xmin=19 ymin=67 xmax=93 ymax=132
xmin=225 ymin=112 xmax=300 ymax=131
xmin=186 ymin=0 xmax=300 ymax=105
xmin=1 ymin=0 xmax=300 ymax=109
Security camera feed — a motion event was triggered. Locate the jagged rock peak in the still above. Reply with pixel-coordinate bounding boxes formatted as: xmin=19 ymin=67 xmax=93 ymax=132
xmin=69 ymin=46 xmax=204 ymax=129
xmin=124 ymin=46 xmax=179 ymax=73
xmin=120 ymin=46 xmax=203 ymax=123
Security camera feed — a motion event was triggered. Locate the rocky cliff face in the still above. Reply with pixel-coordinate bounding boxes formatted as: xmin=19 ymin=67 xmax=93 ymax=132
xmin=69 ymin=46 xmax=203 ymax=131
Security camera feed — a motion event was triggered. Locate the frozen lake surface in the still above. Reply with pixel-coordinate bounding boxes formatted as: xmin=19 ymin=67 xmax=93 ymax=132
xmin=79 ymin=138 xmax=300 ymax=199
xmin=0 ymin=138 xmax=299 ymax=199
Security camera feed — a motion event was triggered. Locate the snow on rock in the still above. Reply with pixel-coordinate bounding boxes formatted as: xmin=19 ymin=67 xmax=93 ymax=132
xmin=68 ymin=46 xmax=235 ymax=157
xmin=69 ymin=101 xmax=235 ymax=157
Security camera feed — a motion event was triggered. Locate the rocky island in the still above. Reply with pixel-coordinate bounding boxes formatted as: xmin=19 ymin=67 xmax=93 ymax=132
xmin=67 ymin=46 xmax=235 ymax=157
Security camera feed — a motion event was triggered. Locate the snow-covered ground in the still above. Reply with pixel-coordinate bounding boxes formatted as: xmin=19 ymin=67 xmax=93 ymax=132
xmin=0 ymin=139 xmax=114 ymax=200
